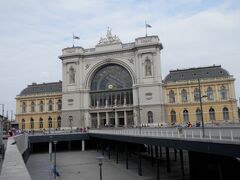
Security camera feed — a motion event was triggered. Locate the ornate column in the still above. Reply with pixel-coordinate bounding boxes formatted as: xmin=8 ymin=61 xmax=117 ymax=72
xmin=115 ymin=111 xmax=118 ymax=127
xmin=124 ymin=111 xmax=127 ymax=127
xmin=106 ymin=112 xmax=109 ymax=126
xmin=97 ymin=112 xmax=100 ymax=128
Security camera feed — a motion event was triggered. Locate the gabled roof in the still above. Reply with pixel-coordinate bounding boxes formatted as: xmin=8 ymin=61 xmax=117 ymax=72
xmin=19 ymin=81 xmax=62 ymax=96
xmin=164 ymin=65 xmax=230 ymax=83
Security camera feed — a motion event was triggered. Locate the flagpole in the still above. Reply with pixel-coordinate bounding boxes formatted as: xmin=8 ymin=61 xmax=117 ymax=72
xmin=72 ymin=33 xmax=74 ymax=47
xmin=145 ymin=21 xmax=147 ymax=37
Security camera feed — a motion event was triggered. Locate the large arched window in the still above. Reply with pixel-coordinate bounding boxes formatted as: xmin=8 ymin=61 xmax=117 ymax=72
xmin=223 ymin=107 xmax=229 ymax=121
xmin=31 ymin=101 xmax=35 ymax=112
xmin=57 ymin=99 xmax=62 ymax=110
xmin=48 ymin=117 xmax=52 ymax=128
xmin=181 ymin=89 xmax=188 ymax=102
xmin=30 ymin=118 xmax=34 ymax=129
xmin=69 ymin=66 xmax=75 ymax=84
xmin=57 ymin=116 xmax=61 ymax=128
xmin=196 ymin=108 xmax=201 ymax=122
xmin=148 ymin=111 xmax=153 ymax=123
xmin=48 ymin=100 xmax=53 ymax=111
xmin=39 ymin=118 xmax=43 ymax=129
xmin=22 ymin=119 xmax=25 ymax=129
xmin=207 ymin=87 xmax=214 ymax=100
xmin=220 ymin=86 xmax=227 ymax=100
xmin=169 ymin=90 xmax=175 ymax=103
xmin=170 ymin=110 xmax=176 ymax=124
xmin=183 ymin=109 xmax=189 ymax=122
xmin=39 ymin=101 xmax=44 ymax=112
xmin=194 ymin=88 xmax=200 ymax=102
xmin=22 ymin=102 xmax=26 ymax=113
xmin=209 ymin=107 xmax=216 ymax=121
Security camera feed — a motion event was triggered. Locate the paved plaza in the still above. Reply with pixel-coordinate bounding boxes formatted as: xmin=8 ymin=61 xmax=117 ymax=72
xmin=27 ymin=150 xmax=189 ymax=180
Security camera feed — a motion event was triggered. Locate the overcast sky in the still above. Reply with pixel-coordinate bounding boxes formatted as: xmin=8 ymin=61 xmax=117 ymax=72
xmin=0 ymin=0 xmax=240 ymax=119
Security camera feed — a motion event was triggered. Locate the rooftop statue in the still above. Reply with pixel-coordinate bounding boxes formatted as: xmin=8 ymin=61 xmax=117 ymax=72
xmin=98 ymin=27 xmax=121 ymax=45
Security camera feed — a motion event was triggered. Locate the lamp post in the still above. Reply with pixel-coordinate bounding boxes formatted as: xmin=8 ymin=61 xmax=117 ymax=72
xmin=0 ymin=104 xmax=4 ymax=146
xmin=198 ymin=79 xmax=207 ymax=137
xmin=69 ymin=116 xmax=73 ymax=133
xmin=53 ymin=140 xmax=58 ymax=179
xmin=96 ymin=156 xmax=104 ymax=180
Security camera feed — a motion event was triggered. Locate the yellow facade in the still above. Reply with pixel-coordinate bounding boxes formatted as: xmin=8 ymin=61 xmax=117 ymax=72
xmin=164 ymin=77 xmax=238 ymax=125
xmin=16 ymin=83 xmax=62 ymax=131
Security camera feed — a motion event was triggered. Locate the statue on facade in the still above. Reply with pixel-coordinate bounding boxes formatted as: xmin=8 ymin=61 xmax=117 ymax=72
xmin=145 ymin=58 xmax=152 ymax=76
xmin=98 ymin=27 xmax=121 ymax=45
xmin=69 ymin=66 xmax=75 ymax=84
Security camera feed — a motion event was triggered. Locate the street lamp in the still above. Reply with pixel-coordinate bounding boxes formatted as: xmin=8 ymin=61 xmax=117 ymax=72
xmin=53 ymin=140 xmax=58 ymax=179
xmin=198 ymin=79 xmax=207 ymax=137
xmin=96 ymin=156 xmax=104 ymax=180
xmin=69 ymin=116 xmax=73 ymax=133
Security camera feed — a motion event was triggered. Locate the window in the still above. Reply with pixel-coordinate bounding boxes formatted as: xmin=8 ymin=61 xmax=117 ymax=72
xmin=31 ymin=101 xmax=35 ymax=112
xmin=209 ymin=108 xmax=216 ymax=121
xmin=69 ymin=66 xmax=75 ymax=84
xmin=22 ymin=119 xmax=25 ymax=129
xmin=196 ymin=108 xmax=201 ymax=122
xmin=183 ymin=109 xmax=189 ymax=122
xmin=57 ymin=99 xmax=62 ymax=110
xmin=194 ymin=88 xmax=200 ymax=102
xmin=169 ymin=90 xmax=175 ymax=103
xmin=22 ymin=102 xmax=26 ymax=113
xmin=57 ymin=116 xmax=61 ymax=128
xmin=207 ymin=87 xmax=214 ymax=100
xmin=48 ymin=100 xmax=53 ymax=111
xmin=145 ymin=58 xmax=152 ymax=76
xmin=39 ymin=118 xmax=43 ymax=129
xmin=30 ymin=118 xmax=34 ymax=129
xmin=223 ymin=107 xmax=229 ymax=121
xmin=170 ymin=110 xmax=176 ymax=124
xmin=220 ymin=86 xmax=227 ymax=100
xmin=181 ymin=89 xmax=188 ymax=102
xmin=39 ymin=101 xmax=44 ymax=112
xmin=48 ymin=117 xmax=52 ymax=128
xmin=148 ymin=111 xmax=153 ymax=123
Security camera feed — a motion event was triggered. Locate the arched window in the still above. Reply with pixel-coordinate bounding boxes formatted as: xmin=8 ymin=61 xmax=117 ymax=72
xmin=181 ymin=89 xmax=188 ymax=102
xmin=30 ymin=118 xmax=34 ymax=129
xmin=148 ymin=111 xmax=153 ymax=123
xmin=194 ymin=88 xmax=200 ymax=102
xmin=48 ymin=117 xmax=52 ymax=128
xmin=39 ymin=118 xmax=43 ymax=129
xmin=220 ymin=86 xmax=227 ymax=100
xmin=57 ymin=99 xmax=62 ymax=110
xmin=145 ymin=58 xmax=152 ymax=76
xmin=57 ymin=116 xmax=61 ymax=128
xmin=169 ymin=90 xmax=175 ymax=103
xmin=22 ymin=102 xmax=26 ymax=113
xmin=22 ymin=119 xmax=25 ymax=129
xmin=209 ymin=108 xmax=215 ymax=121
xmin=207 ymin=87 xmax=214 ymax=100
xmin=48 ymin=100 xmax=53 ymax=111
xmin=183 ymin=109 xmax=189 ymax=122
xmin=69 ymin=66 xmax=75 ymax=84
xmin=223 ymin=107 xmax=229 ymax=121
xmin=196 ymin=108 xmax=201 ymax=122
xmin=39 ymin=101 xmax=44 ymax=112
xmin=31 ymin=101 xmax=35 ymax=112
xmin=170 ymin=110 xmax=176 ymax=124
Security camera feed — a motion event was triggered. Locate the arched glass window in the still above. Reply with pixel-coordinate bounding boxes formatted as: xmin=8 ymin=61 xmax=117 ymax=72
xmin=30 ymin=118 xmax=34 ymax=129
xmin=196 ymin=108 xmax=201 ymax=122
xmin=194 ymin=88 xmax=200 ymax=102
xmin=22 ymin=102 xmax=26 ymax=113
xmin=57 ymin=99 xmax=62 ymax=110
xmin=148 ymin=111 xmax=153 ymax=123
xmin=39 ymin=118 xmax=43 ymax=129
xmin=48 ymin=100 xmax=53 ymax=111
xmin=69 ymin=66 xmax=75 ymax=84
xmin=39 ymin=101 xmax=44 ymax=112
xmin=183 ymin=109 xmax=189 ymax=122
xmin=220 ymin=86 xmax=227 ymax=100
xmin=31 ymin=101 xmax=35 ymax=112
xmin=223 ymin=107 xmax=229 ymax=121
xmin=169 ymin=90 xmax=175 ymax=103
xmin=57 ymin=116 xmax=61 ymax=128
xmin=171 ymin=110 xmax=176 ymax=124
xmin=48 ymin=117 xmax=52 ymax=128
xmin=209 ymin=108 xmax=216 ymax=121
xmin=207 ymin=87 xmax=214 ymax=100
xmin=22 ymin=119 xmax=25 ymax=129
xmin=145 ymin=58 xmax=152 ymax=76
xmin=181 ymin=89 xmax=188 ymax=102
